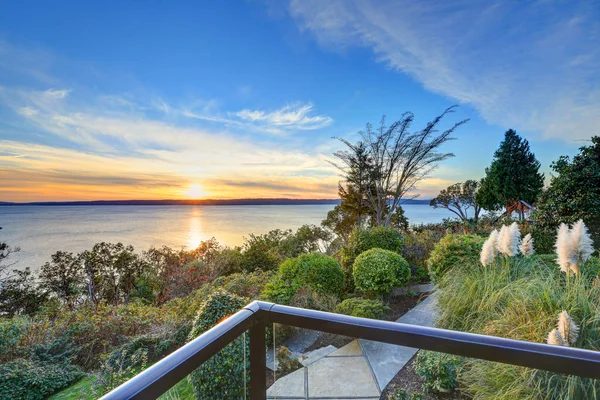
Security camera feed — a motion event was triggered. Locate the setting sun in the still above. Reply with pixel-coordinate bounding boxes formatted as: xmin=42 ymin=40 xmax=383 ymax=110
xmin=185 ymin=184 xmax=206 ymax=199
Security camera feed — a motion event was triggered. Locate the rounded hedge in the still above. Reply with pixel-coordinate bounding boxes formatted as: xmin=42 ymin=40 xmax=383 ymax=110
xmin=341 ymin=227 xmax=404 ymax=270
xmin=261 ymin=253 xmax=344 ymax=305
xmin=335 ymin=297 xmax=390 ymax=319
xmin=352 ymin=248 xmax=411 ymax=295
xmin=426 ymin=234 xmax=485 ymax=282
xmin=188 ymin=291 xmax=248 ymax=400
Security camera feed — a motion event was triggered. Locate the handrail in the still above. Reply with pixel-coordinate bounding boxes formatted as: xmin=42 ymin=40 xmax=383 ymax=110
xmin=101 ymin=300 xmax=600 ymax=400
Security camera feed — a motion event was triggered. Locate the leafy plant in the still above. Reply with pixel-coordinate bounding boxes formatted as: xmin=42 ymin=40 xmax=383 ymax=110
xmin=276 ymin=346 xmax=302 ymax=375
xmin=389 ymin=389 xmax=424 ymax=400
xmin=353 ymin=248 xmax=411 ymax=296
xmin=335 ymin=297 xmax=390 ymax=319
xmin=426 ymin=234 xmax=484 ymax=281
xmin=340 ymin=227 xmax=404 ymax=271
xmin=96 ymin=347 xmax=148 ymax=392
xmin=415 ymin=351 xmax=460 ymax=393
xmin=262 ymin=253 xmax=344 ymax=305
xmin=0 ymin=358 xmax=83 ymax=400
xmin=187 ymin=291 xmax=249 ymax=400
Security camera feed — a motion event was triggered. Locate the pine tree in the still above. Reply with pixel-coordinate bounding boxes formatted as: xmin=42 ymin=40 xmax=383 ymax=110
xmin=477 ymin=129 xmax=544 ymax=213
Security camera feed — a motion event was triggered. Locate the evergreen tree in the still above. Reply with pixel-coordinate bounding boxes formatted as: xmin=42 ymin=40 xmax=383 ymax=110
xmin=477 ymin=129 xmax=544 ymax=212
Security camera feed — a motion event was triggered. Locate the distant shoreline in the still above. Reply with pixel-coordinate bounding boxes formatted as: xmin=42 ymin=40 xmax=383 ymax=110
xmin=0 ymin=198 xmax=431 ymax=206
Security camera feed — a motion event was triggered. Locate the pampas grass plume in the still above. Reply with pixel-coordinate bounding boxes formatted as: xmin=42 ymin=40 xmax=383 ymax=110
xmin=557 ymin=311 xmax=579 ymax=346
xmin=519 ymin=233 xmax=535 ymax=256
xmin=480 ymin=229 xmax=498 ymax=267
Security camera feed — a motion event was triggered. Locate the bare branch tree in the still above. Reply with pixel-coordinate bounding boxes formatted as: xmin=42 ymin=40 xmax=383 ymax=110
xmin=333 ymin=106 xmax=468 ymax=227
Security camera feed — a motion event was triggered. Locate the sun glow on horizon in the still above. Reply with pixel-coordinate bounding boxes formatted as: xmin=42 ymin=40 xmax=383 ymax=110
xmin=184 ymin=184 xmax=206 ymax=199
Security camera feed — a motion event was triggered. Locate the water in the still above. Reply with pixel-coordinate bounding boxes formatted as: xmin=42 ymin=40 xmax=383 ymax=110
xmin=0 ymin=204 xmax=455 ymax=271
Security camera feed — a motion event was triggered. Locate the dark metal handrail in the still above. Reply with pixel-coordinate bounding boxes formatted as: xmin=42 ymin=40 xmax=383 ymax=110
xmin=101 ymin=300 xmax=600 ymax=400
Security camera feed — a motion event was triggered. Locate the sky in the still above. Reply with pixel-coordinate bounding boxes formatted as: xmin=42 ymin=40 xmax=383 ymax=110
xmin=0 ymin=0 xmax=598 ymax=202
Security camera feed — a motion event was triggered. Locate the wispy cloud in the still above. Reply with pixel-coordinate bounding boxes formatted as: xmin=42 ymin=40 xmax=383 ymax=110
xmin=285 ymin=0 xmax=600 ymax=141
xmin=233 ymin=103 xmax=333 ymax=133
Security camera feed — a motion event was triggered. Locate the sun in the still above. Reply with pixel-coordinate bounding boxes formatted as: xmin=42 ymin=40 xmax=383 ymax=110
xmin=185 ymin=184 xmax=206 ymax=199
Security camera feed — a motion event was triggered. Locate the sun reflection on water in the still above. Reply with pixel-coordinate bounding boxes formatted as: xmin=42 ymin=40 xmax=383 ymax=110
xmin=187 ymin=208 xmax=205 ymax=249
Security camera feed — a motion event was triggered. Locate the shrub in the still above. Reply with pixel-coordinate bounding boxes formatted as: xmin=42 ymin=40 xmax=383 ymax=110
xmin=212 ymin=270 xmax=275 ymax=300
xmin=0 ymin=358 xmax=83 ymax=399
xmin=426 ymin=234 xmax=484 ymax=281
xmin=187 ymin=291 xmax=248 ymax=400
xmin=96 ymin=347 xmax=148 ymax=392
xmin=335 ymin=297 xmax=390 ymax=319
xmin=288 ymin=286 xmax=338 ymax=312
xmin=415 ymin=351 xmax=460 ymax=393
xmin=410 ymin=266 xmax=429 ymax=284
xmin=353 ymin=249 xmax=411 ymax=295
xmin=390 ymin=389 xmax=424 ymax=400
xmin=340 ymin=227 xmax=404 ymax=270
xmin=262 ymin=253 xmax=344 ymax=305
xmin=275 ymin=346 xmax=302 ymax=375
xmin=0 ymin=316 xmax=30 ymax=362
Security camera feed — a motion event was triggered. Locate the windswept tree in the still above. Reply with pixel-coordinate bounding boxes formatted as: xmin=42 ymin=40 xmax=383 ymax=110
xmin=477 ymin=129 xmax=544 ymax=213
xmin=430 ymin=180 xmax=482 ymax=222
xmin=332 ymin=106 xmax=468 ymax=227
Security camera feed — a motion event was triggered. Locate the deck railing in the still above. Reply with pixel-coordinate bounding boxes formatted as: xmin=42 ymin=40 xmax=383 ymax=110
xmin=100 ymin=300 xmax=600 ymax=400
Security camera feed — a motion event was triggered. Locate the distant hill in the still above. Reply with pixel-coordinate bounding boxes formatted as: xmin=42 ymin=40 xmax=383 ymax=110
xmin=0 ymin=198 xmax=432 ymax=206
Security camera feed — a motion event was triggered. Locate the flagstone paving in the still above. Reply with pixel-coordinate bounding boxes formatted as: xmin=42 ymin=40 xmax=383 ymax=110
xmin=266 ymin=292 xmax=439 ymax=399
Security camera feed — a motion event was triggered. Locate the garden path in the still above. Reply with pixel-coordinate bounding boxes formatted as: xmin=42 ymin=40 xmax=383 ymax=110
xmin=266 ymin=291 xmax=439 ymax=399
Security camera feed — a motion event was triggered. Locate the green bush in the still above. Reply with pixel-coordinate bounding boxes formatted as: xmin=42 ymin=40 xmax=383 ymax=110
xmin=0 ymin=358 xmax=83 ymax=400
xmin=187 ymin=291 xmax=248 ymax=400
xmin=410 ymin=266 xmax=429 ymax=284
xmin=426 ymin=234 xmax=484 ymax=281
xmin=262 ymin=253 xmax=344 ymax=305
xmin=353 ymin=249 xmax=411 ymax=295
xmin=340 ymin=227 xmax=404 ymax=270
xmin=415 ymin=351 xmax=460 ymax=393
xmin=335 ymin=297 xmax=390 ymax=319
xmin=212 ymin=270 xmax=275 ymax=300
xmin=436 ymin=255 xmax=600 ymax=399
xmin=390 ymin=389 xmax=424 ymax=400
xmin=0 ymin=316 xmax=30 ymax=362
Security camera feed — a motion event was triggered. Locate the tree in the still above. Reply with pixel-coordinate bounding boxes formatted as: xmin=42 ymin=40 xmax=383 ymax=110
xmin=39 ymin=251 xmax=84 ymax=307
xmin=0 ymin=267 xmax=47 ymax=316
xmin=534 ymin=136 xmax=600 ymax=247
xmin=333 ymin=106 xmax=467 ymax=227
xmin=430 ymin=180 xmax=482 ymax=222
xmin=477 ymin=129 xmax=544 ymax=214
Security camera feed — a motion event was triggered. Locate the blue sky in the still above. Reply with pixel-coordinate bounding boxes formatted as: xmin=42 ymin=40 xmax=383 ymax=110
xmin=0 ymin=0 xmax=598 ymax=201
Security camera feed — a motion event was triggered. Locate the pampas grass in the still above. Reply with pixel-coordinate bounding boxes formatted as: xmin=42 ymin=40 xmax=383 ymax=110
xmin=480 ymin=229 xmax=498 ymax=267
xmin=555 ymin=219 xmax=595 ymax=275
xmin=497 ymin=222 xmax=521 ymax=257
xmin=557 ymin=310 xmax=579 ymax=345
xmin=519 ymin=233 xmax=535 ymax=256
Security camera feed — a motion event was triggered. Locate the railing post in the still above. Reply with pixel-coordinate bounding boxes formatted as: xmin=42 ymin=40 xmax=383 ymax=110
xmin=249 ymin=321 xmax=266 ymax=400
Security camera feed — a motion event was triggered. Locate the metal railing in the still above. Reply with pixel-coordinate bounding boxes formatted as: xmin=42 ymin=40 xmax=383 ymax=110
xmin=101 ymin=300 xmax=600 ymax=400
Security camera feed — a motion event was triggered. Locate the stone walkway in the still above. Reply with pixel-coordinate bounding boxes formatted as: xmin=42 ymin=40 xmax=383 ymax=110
xmin=266 ymin=292 xmax=439 ymax=399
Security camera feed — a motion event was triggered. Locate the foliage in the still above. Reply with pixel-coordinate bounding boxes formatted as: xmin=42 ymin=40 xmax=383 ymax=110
xmin=0 ymin=358 xmax=83 ymax=400
xmin=340 ymin=227 xmax=404 ymax=271
xmin=426 ymin=234 xmax=484 ymax=282
xmin=534 ymin=136 xmax=600 ymax=248
xmin=415 ymin=351 xmax=460 ymax=393
xmin=353 ymin=249 xmax=411 ymax=295
xmin=0 ymin=316 xmax=30 ymax=362
xmin=276 ymin=346 xmax=302 ymax=375
xmin=335 ymin=297 xmax=390 ymax=319
xmin=436 ymin=254 xmax=600 ymax=399
xmin=477 ymin=129 xmax=544 ymax=212
xmin=430 ymin=180 xmax=482 ymax=222
xmin=389 ymin=389 xmax=424 ymax=400
xmin=39 ymin=251 xmax=84 ymax=307
xmin=187 ymin=291 xmax=248 ymax=400
xmin=0 ymin=267 xmax=48 ymax=316
xmin=410 ymin=266 xmax=429 ymax=284
xmin=333 ymin=106 xmax=467 ymax=227
xmin=96 ymin=347 xmax=148 ymax=392
xmin=288 ymin=286 xmax=339 ymax=312
xmin=212 ymin=270 xmax=275 ymax=300
xmin=262 ymin=253 xmax=344 ymax=305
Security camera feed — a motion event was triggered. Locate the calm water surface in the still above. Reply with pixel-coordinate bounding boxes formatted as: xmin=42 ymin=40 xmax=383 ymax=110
xmin=0 ymin=205 xmax=455 ymax=271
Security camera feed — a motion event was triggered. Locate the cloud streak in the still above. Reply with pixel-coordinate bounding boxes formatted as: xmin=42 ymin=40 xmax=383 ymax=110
xmin=286 ymin=0 xmax=600 ymax=141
